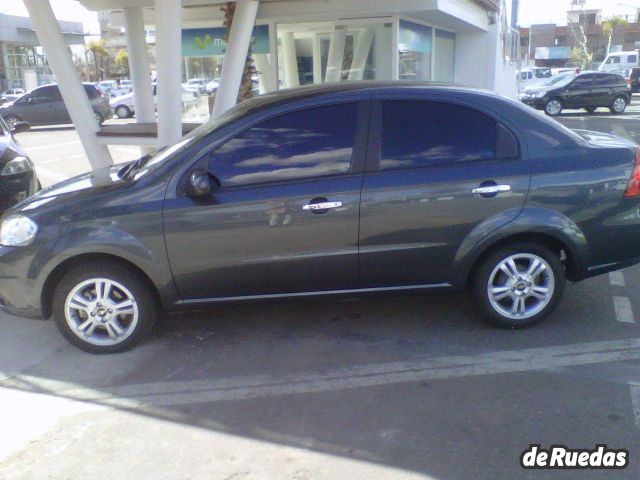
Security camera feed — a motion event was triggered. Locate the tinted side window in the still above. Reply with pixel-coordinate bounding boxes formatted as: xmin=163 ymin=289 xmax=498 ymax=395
xmin=628 ymin=55 xmax=637 ymax=63
xmin=570 ymin=75 xmax=593 ymax=88
xmin=208 ymin=103 xmax=358 ymax=187
xmin=380 ymin=101 xmax=500 ymax=170
xmin=32 ymin=86 xmax=60 ymax=102
xmin=84 ymin=85 xmax=100 ymax=99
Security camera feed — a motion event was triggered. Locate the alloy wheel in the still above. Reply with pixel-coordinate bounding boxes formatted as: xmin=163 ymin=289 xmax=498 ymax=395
xmin=545 ymin=100 xmax=562 ymax=116
xmin=613 ymin=97 xmax=626 ymax=113
xmin=487 ymin=253 xmax=555 ymax=321
xmin=64 ymin=278 xmax=139 ymax=346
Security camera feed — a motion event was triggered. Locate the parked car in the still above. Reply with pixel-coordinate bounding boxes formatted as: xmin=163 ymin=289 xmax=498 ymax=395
xmin=0 ymin=88 xmax=25 ymax=105
xmin=0 ymin=116 xmax=39 ymax=212
xmin=205 ymin=78 xmax=220 ymax=94
xmin=3 ymin=82 xmax=640 ymax=353
xmin=621 ymin=67 xmax=640 ymax=93
xmin=0 ymin=83 xmax=113 ymax=128
xmin=598 ymin=50 xmax=639 ymax=73
xmin=520 ymin=71 xmax=631 ymax=116
xmin=119 ymin=79 xmax=133 ymax=92
xmin=110 ymin=83 xmax=199 ymax=118
xmin=520 ymin=72 xmax=574 ymax=94
xmin=519 ymin=67 xmax=552 ymax=89
xmin=183 ymin=78 xmax=208 ymax=95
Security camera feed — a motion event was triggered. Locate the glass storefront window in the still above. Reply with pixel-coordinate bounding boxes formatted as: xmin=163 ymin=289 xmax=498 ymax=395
xmin=434 ymin=29 xmax=455 ymax=82
xmin=276 ymin=21 xmax=392 ymax=88
xmin=399 ymin=20 xmax=432 ymax=81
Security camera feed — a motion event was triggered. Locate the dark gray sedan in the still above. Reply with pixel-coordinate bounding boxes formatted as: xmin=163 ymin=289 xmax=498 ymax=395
xmin=1 ymin=82 xmax=640 ymax=353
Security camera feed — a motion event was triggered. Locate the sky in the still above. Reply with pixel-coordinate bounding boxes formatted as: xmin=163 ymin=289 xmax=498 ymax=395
xmin=514 ymin=0 xmax=640 ymax=27
xmin=0 ymin=0 xmax=100 ymax=34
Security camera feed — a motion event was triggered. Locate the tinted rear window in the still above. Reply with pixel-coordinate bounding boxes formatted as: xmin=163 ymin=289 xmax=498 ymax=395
xmin=84 ymin=85 xmax=101 ymax=99
xmin=380 ymin=101 xmax=501 ymax=170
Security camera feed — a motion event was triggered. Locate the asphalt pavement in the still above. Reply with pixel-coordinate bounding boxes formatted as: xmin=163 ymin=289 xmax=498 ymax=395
xmin=1 ymin=103 xmax=640 ymax=479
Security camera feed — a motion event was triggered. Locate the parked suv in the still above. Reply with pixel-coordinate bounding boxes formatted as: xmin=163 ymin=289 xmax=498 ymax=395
xmin=3 ymin=83 xmax=640 ymax=353
xmin=520 ymin=71 xmax=631 ymax=116
xmin=0 ymin=83 xmax=112 ymax=128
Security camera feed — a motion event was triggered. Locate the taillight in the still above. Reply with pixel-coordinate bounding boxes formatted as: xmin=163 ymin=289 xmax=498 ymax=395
xmin=624 ymin=147 xmax=640 ymax=197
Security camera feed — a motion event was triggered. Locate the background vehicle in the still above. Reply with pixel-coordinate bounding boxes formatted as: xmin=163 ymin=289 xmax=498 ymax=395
xmin=183 ymin=78 xmax=208 ymax=95
xmin=0 ymin=83 xmax=112 ymax=127
xmin=0 ymin=116 xmax=38 ymax=212
xmin=118 ymin=79 xmax=133 ymax=93
xmin=520 ymin=71 xmax=630 ymax=116
xmin=110 ymin=83 xmax=199 ymax=118
xmin=205 ymin=78 xmax=220 ymax=94
xmin=519 ymin=67 xmax=552 ymax=89
xmin=622 ymin=67 xmax=640 ymax=93
xmin=3 ymin=83 xmax=640 ymax=353
xmin=0 ymin=88 xmax=25 ymax=105
xmin=599 ymin=50 xmax=639 ymax=73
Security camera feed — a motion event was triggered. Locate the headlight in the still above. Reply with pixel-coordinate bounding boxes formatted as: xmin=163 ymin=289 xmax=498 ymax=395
xmin=533 ymin=91 xmax=548 ymax=98
xmin=0 ymin=216 xmax=38 ymax=246
xmin=2 ymin=156 xmax=33 ymax=176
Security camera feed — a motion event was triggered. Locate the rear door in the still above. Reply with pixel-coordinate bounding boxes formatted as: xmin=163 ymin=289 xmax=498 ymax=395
xmin=358 ymin=97 xmax=529 ymax=287
xmin=163 ymin=100 xmax=369 ymax=300
xmin=592 ymin=74 xmax=619 ymax=106
xmin=25 ymin=86 xmax=60 ymax=124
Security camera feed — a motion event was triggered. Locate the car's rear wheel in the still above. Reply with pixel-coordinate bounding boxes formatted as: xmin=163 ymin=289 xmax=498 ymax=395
xmin=544 ymin=99 xmax=563 ymax=116
xmin=610 ymin=96 xmax=627 ymax=114
xmin=4 ymin=115 xmax=20 ymax=130
xmin=115 ymin=105 xmax=131 ymax=119
xmin=53 ymin=262 xmax=157 ymax=353
xmin=584 ymin=106 xmax=597 ymax=114
xmin=472 ymin=242 xmax=566 ymax=328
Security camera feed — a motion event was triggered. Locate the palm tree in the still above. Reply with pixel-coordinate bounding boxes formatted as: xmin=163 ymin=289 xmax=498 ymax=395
xmin=86 ymin=39 xmax=108 ymax=81
xmin=221 ymin=1 xmax=256 ymax=103
xmin=602 ymin=16 xmax=628 ymax=56
xmin=115 ymin=49 xmax=129 ymax=78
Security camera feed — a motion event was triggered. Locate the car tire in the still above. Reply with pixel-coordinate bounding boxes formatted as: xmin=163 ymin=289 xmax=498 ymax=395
xmin=94 ymin=111 xmax=104 ymax=125
xmin=4 ymin=115 xmax=21 ymax=130
xmin=584 ymin=106 xmax=597 ymax=114
xmin=472 ymin=242 xmax=566 ymax=329
xmin=610 ymin=96 xmax=627 ymax=114
xmin=544 ymin=99 xmax=563 ymax=116
xmin=53 ymin=261 xmax=157 ymax=354
xmin=115 ymin=105 xmax=131 ymax=119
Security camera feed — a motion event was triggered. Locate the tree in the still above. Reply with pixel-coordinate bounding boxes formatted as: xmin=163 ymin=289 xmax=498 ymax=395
xmin=602 ymin=16 xmax=628 ymax=55
xmin=115 ymin=49 xmax=129 ymax=78
xmin=86 ymin=39 xmax=108 ymax=81
xmin=221 ymin=1 xmax=256 ymax=103
xmin=569 ymin=8 xmax=593 ymax=69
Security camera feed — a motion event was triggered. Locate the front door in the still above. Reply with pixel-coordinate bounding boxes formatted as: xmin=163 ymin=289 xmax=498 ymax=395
xmin=359 ymin=99 xmax=530 ymax=287
xmin=563 ymin=74 xmax=594 ymax=108
xmin=163 ymin=101 xmax=368 ymax=301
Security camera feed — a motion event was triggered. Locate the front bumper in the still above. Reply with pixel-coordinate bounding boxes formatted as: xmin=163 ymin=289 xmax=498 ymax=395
xmin=519 ymin=95 xmax=546 ymax=109
xmin=0 ymin=245 xmax=45 ymax=319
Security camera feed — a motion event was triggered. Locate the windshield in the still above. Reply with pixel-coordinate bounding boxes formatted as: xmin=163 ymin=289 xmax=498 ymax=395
xmin=543 ymin=73 xmax=575 ymax=86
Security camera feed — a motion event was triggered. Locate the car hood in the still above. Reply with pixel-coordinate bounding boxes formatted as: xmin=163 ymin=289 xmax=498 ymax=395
xmin=10 ymin=163 xmax=130 ymax=214
xmin=572 ymin=129 xmax=638 ymax=148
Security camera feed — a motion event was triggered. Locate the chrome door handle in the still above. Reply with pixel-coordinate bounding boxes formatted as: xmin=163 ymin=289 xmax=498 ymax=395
xmin=303 ymin=201 xmax=342 ymax=211
xmin=472 ymin=185 xmax=511 ymax=195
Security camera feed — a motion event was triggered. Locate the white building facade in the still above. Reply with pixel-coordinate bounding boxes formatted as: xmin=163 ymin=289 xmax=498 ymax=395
xmin=25 ymin=0 xmax=519 ymax=170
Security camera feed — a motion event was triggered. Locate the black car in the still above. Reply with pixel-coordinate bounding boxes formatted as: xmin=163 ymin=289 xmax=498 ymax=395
xmin=2 ymin=82 xmax=640 ymax=353
xmin=622 ymin=67 xmax=640 ymax=93
xmin=520 ymin=71 xmax=631 ymax=116
xmin=0 ymin=83 xmax=113 ymax=129
xmin=0 ymin=117 xmax=38 ymax=212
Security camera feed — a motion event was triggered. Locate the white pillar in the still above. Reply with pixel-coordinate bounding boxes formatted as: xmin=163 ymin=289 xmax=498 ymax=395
xmin=23 ymin=0 xmax=112 ymax=169
xmin=312 ymin=33 xmax=322 ymax=84
xmin=211 ymin=0 xmax=260 ymax=119
xmin=325 ymin=25 xmax=346 ymax=83
xmin=254 ymin=54 xmax=275 ymax=93
xmin=282 ymin=31 xmax=299 ymax=88
xmin=123 ymin=7 xmax=155 ymax=124
xmin=348 ymin=28 xmax=374 ymax=81
xmin=154 ymin=0 xmax=182 ymax=147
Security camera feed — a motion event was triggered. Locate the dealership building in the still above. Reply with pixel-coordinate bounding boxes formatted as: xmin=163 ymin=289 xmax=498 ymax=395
xmin=24 ymin=0 xmax=519 ymax=170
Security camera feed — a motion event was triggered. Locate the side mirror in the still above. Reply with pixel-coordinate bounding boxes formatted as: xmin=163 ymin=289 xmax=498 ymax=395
xmin=11 ymin=121 xmax=30 ymax=134
xmin=187 ymin=169 xmax=212 ymax=198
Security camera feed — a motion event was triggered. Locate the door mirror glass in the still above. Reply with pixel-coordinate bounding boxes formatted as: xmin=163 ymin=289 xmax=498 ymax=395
xmin=187 ymin=169 xmax=212 ymax=198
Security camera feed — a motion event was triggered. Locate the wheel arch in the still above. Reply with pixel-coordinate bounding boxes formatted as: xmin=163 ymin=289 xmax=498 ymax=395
xmin=41 ymin=252 xmax=163 ymax=319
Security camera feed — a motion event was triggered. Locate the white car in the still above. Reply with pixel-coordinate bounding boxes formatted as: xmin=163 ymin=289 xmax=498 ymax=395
xmin=599 ymin=51 xmax=639 ymax=74
xmin=183 ymin=78 xmax=207 ymax=95
xmin=110 ymin=83 xmax=199 ymax=118
xmin=519 ymin=67 xmax=552 ymax=89
xmin=205 ymin=78 xmax=220 ymax=94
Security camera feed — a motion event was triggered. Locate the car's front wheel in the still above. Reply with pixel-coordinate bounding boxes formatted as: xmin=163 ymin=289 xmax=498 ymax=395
xmin=610 ymin=96 xmax=628 ymax=114
xmin=472 ymin=242 xmax=566 ymax=328
xmin=94 ymin=111 xmax=104 ymax=125
xmin=115 ymin=105 xmax=131 ymax=119
xmin=544 ymin=99 xmax=563 ymax=116
xmin=4 ymin=115 xmax=20 ymax=130
xmin=53 ymin=261 xmax=157 ymax=353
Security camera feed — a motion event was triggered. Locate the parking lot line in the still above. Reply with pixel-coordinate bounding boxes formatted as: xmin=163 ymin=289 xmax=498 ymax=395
xmin=3 ymin=337 xmax=640 ymax=409
xmin=613 ymin=296 xmax=635 ymax=323
xmin=25 ymin=140 xmax=80 ymax=151
xmin=609 ymin=271 xmax=626 ymax=287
